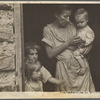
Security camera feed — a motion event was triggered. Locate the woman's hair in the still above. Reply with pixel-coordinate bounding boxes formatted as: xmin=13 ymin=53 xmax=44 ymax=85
xmin=75 ymin=8 xmax=88 ymax=20
xmin=25 ymin=42 xmax=41 ymax=58
xmin=54 ymin=5 xmax=72 ymax=15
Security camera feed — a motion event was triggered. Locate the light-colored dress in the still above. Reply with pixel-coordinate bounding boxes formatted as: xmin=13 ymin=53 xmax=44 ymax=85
xmin=73 ymin=25 xmax=95 ymax=59
xmin=25 ymin=66 xmax=52 ymax=92
xmin=42 ymin=22 xmax=95 ymax=92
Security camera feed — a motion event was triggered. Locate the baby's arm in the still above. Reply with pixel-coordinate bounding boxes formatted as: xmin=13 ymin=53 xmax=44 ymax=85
xmin=78 ymin=30 xmax=94 ymax=54
xmin=78 ymin=45 xmax=92 ymax=56
xmin=84 ymin=30 xmax=95 ymax=46
xmin=82 ymin=44 xmax=92 ymax=56
xmin=48 ymin=77 xmax=65 ymax=85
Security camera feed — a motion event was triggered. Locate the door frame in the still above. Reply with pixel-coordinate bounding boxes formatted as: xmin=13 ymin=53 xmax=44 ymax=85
xmin=14 ymin=4 xmax=25 ymax=91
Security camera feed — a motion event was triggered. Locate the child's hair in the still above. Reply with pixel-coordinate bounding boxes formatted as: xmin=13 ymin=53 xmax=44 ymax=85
xmin=75 ymin=8 xmax=88 ymax=20
xmin=25 ymin=42 xmax=41 ymax=58
xmin=25 ymin=60 xmax=42 ymax=80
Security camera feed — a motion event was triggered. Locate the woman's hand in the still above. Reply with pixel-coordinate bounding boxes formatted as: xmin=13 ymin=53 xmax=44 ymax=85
xmin=68 ymin=36 xmax=82 ymax=46
xmin=78 ymin=67 xmax=87 ymax=76
xmin=67 ymin=46 xmax=77 ymax=51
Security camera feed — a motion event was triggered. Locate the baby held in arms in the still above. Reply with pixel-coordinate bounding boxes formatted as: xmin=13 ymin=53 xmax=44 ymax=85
xmin=73 ymin=8 xmax=95 ymax=76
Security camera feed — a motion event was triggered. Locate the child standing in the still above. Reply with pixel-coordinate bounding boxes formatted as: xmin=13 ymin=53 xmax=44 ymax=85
xmin=25 ymin=42 xmax=65 ymax=91
xmin=73 ymin=8 xmax=95 ymax=76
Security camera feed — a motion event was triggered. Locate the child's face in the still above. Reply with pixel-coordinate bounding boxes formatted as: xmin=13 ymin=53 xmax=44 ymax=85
xmin=75 ymin=15 xmax=88 ymax=28
xmin=31 ymin=71 xmax=42 ymax=81
xmin=28 ymin=49 xmax=38 ymax=63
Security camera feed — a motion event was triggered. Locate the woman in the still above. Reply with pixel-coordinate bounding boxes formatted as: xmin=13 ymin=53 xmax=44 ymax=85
xmin=42 ymin=5 xmax=95 ymax=92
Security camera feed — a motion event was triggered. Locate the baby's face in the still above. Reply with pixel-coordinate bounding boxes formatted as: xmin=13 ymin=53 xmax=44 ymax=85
xmin=28 ymin=49 xmax=38 ymax=63
xmin=75 ymin=15 xmax=88 ymax=28
xmin=31 ymin=71 xmax=42 ymax=81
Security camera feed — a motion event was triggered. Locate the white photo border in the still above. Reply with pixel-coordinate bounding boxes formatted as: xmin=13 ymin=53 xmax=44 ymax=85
xmin=0 ymin=1 xmax=100 ymax=99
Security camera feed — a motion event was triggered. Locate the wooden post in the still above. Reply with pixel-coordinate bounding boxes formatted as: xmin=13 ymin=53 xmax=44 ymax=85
xmin=14 ymin=4 xmax=24 ymax=91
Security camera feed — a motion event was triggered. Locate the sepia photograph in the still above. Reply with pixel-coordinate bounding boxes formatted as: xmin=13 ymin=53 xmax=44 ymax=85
xmin=0 ymin=2 xmax=100 ymax=99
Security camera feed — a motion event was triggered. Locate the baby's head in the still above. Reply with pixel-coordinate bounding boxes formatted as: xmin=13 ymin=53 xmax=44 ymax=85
xmin=25 ymin=42 xmax=41 ymax=63
xmin=75 ymin=8 xmax=88 ymax=28
xmin=31 ymin=71 xmax=42 ymax=81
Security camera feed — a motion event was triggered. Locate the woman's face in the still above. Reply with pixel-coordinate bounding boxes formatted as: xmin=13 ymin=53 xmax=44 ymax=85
xmin=55 ymin=10 xmax=72 ymax=27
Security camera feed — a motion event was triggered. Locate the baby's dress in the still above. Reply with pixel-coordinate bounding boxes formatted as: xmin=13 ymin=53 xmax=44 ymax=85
xmin=73 ymin=25 xmax=95 ymax=59
xmin=42 ymin=23 xmax=95 ymax=92
xmin=25 ymin=66 xmax=52 ymax=92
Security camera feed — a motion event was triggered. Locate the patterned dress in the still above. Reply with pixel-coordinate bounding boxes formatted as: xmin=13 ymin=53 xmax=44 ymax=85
xmin=42 ymin=22 xmax=95 ymax=92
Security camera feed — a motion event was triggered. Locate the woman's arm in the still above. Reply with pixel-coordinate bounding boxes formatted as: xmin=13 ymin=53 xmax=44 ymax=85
xmin=45 ymin=41 xmax=70 ymax=59
xmin=45 ymin=37 xmax=81 ymax=58
xmin=67 ymin=46 xmax=77 ymax=51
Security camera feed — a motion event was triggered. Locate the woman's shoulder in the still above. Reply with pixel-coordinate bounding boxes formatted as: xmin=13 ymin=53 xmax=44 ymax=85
xmin=43 ymin=23 xmax=54 ymax=31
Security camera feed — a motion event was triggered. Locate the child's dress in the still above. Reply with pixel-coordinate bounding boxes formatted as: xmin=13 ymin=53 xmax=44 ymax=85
xmin=73 ymin=25 xmax=95 ymax=59
xmin=25 ymin=66 xmax=52 ymax=92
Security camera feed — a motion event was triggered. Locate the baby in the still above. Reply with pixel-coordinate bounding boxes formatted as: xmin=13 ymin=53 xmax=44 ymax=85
xmin=25 ymin=42 xmax=65 ymax=91
xmin=73 ymin=8 xmax=95 ymax=75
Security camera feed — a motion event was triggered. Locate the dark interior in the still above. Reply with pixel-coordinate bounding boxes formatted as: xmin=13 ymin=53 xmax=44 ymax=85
xmin=23 ymin=4 xmax=100 ymax=91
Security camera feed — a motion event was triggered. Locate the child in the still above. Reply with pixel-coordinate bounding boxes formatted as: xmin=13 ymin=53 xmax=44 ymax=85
xmin=25 ymin=42 xmax=65 ymax=91
xmin=73 ymin=8 xmax=95 ymax=76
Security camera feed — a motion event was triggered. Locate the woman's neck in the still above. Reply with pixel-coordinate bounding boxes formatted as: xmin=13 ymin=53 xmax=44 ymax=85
xmin=53 ymin=20 xmax=63 ymax=28
xmin=53 ymin=20 xmax=60 ymax=27
xmin=53 ymin=20 xmax=70 ymax=29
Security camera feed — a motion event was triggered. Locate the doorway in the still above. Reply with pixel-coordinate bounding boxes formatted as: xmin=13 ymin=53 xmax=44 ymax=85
xmin=23 ymin=4 xmax=100 ymax=91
